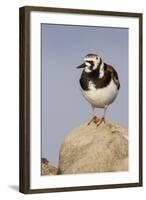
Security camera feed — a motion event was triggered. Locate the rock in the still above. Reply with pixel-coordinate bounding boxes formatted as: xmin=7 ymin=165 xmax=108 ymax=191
xmin=58 ymin=121 xmax=128 ymax=174
xmin=41 ymin=158 xmax=58 ymax=175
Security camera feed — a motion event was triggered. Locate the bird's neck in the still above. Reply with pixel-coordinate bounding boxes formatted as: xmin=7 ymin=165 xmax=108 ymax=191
xmin=87 ymin=62 xmax=106 ymax=79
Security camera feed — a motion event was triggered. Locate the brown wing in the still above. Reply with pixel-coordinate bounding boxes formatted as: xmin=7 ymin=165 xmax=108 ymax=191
xmin=106 ymin=64 xmax=120 ymax=90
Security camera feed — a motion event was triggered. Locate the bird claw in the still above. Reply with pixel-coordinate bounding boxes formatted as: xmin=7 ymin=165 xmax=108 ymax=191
xmin=95 ymin=117 xmax=105 ymax=126
xmin=88 ymin=116 xmax=105 ymax=126
xmin=88 ymin=116 xmax=98 ymax=125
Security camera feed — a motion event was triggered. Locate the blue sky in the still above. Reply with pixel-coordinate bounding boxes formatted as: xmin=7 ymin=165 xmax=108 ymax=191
xmin=41 ymin=24 xmax=128 ymax=166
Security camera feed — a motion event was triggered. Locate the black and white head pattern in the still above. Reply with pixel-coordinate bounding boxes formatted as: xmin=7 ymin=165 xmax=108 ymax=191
xmin=84 ymin=54 xmax=104 ymax=78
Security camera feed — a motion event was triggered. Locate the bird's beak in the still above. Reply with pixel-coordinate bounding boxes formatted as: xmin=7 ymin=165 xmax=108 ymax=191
xmin=76 ymin=63 xmax=86 ymax=69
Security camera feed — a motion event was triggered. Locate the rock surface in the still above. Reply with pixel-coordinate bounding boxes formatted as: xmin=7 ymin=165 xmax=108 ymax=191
xmin=58 ymin=121 xmax=128 ymax=174
xmin=41 ymin=158 xmax=58 ymax=175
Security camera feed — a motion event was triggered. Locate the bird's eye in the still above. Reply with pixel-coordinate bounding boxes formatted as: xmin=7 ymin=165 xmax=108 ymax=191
xmin=89 ymin=61 xmax=94 ymax=65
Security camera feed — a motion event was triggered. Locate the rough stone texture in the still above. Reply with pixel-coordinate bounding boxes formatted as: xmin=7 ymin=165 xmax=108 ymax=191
xmin=41 ymin=158 xmax=58 ymax=175
xmin=58 ymin=121 xmax=128 ymax=174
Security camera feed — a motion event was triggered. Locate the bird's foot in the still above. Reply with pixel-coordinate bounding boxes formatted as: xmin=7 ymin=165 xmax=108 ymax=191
xmin=88 ymin=116 xmax=99 ymax=125
xmin=95 ymin=117 xmax=105 ymax=126
xmin=88 ymin=116 xmax=105 ymax=126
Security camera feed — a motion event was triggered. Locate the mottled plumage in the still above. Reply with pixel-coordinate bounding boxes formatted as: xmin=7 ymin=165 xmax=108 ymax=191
xmin=77 ymin=54 xmax=120 ymax=126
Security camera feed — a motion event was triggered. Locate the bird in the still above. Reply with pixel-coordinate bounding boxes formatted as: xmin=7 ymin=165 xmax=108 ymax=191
xmin=77 ymin=53 xmax=120 ymax=126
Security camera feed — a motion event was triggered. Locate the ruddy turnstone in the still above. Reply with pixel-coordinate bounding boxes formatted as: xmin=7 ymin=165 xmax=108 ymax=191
xmin=77 ymin=53 xmax=120 ymax=126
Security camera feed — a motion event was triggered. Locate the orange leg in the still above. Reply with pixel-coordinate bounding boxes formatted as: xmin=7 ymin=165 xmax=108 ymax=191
xmin=88 ymin=105 xmax=108 ymax=126
xmin=95 ymin=105 xmax=107 ymax=126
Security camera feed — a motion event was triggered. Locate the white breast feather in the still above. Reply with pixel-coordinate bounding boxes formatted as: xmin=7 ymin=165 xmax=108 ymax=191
xmin=99 ymin=62 xmax=104 ymax=78
xmin=81 ymin=80 xmax=118 ymax=108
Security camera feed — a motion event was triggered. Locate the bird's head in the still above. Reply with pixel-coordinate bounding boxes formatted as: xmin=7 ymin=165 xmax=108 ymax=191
xmin=77 ymin=54 xmax=102 ymax=73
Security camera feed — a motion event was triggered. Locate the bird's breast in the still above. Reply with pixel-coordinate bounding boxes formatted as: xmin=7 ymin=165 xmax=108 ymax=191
xmin=81 ymin=79 xmax=118 ymax=108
